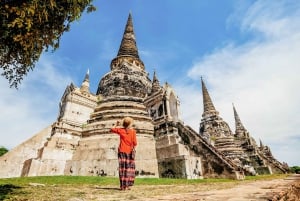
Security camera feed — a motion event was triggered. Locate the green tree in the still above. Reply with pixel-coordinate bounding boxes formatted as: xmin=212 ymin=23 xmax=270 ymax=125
xmin=290 ymin=166 xmax=300 ymax=174
xmin=0 ymin=146 xmax=8 ymax=156
xmin=0 ymin=0 xmax=96 ymax=88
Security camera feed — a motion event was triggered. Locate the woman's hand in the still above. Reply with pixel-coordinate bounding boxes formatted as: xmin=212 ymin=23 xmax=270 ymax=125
xmin=116 ymin=120 xmax=121 ymax=127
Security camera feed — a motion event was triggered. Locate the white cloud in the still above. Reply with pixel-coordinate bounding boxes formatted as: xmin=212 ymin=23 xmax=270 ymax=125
xmin=0 ymin=54 xmax=73 ymax=149
xmin=175 ymin=83 xmax=202 ymax=132
xmin=241 ymin=0 xmax=300 ymax=39
xmin=176 ymin=0 xmax=300 ymax=166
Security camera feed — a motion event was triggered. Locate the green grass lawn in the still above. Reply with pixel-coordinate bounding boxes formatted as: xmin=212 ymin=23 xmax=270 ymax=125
xmin=0 ymin=174 xmax=288 ymax=185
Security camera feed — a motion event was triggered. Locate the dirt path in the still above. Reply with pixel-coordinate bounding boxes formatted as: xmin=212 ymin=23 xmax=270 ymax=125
xmin=66 ymin=175 xmax=300 ymax=201
xmin=139 ymin=174 xmax=300 ymax=201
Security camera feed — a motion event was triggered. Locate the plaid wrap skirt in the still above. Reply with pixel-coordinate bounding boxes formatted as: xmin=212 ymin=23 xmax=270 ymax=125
xmin=118 ymin=152 xmax=135 ymax=188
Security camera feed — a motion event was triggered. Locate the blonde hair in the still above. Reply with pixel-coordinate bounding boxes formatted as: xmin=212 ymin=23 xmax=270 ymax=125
xmin=122 ymin=117 xmax=133 ymax=128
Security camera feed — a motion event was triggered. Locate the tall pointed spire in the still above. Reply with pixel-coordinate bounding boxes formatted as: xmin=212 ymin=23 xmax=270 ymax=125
xmin=117 ymin=13 xmax=140 ymax=59
xmin=233 ymin=103 xmax=247 ymax=134
xmin=80 ymin=69 xmax=90 ymax=93
xmin=259 ymin=139 xmax=264 ymax=147
xmin=201 ymin=77 xmax=218 ymax=117
xmin=151 ymin=70 xmax=161 ymax=93
xmin=83 ymin=69 xmax=89 ymax=82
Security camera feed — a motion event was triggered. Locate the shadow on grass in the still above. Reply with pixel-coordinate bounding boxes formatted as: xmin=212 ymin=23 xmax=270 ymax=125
xmin=0 ymin=184 xmax=21 ymax=201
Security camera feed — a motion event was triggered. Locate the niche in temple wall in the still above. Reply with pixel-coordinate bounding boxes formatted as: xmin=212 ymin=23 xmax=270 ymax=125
xmin=149 ymin=102 xmax=165 ymax=120
xmin=169 ymin=92 xmax=178 ymax=121
xmin=158 ymin=104 xmax=164 ymax=116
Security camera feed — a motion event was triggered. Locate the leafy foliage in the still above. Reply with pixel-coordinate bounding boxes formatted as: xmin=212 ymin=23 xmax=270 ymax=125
xmin=0 ymin=146 xmax=8 ymax=156
xmin=0 ymin=0 xmax=96 ymax=88
xmin=290 ymin=166 xmax=300 ymax=174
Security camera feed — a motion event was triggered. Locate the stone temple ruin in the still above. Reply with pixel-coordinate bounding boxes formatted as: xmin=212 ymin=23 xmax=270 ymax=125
xmin=0 ymin=14 xmax=289 ymax=179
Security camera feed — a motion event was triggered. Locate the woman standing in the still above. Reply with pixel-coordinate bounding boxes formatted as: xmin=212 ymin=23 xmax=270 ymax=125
xmin=110 ymin=117 xmax=137 ymax=190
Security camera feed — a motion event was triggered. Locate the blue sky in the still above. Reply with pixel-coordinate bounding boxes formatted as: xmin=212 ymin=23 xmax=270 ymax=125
xmin=1 ymin=0 xmax=300 ymax=166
